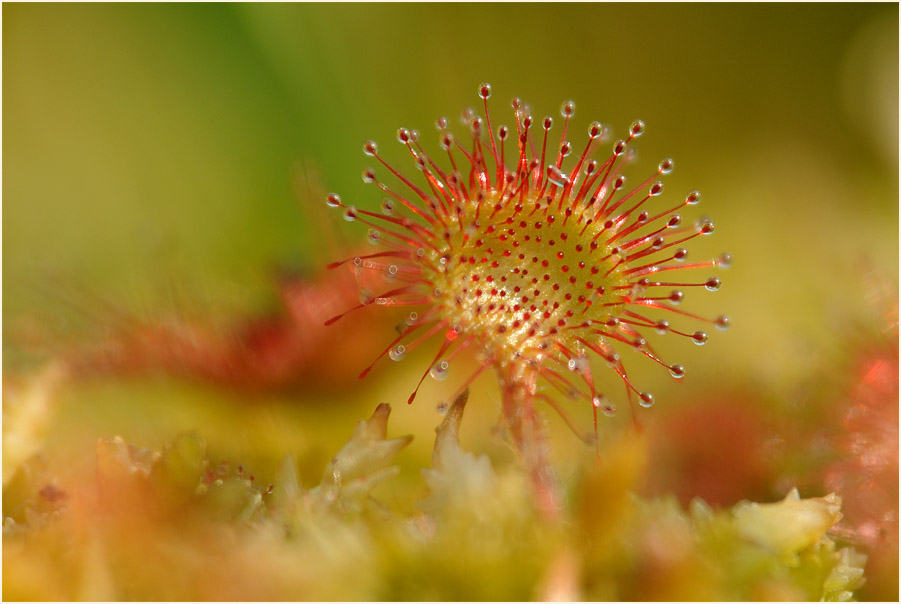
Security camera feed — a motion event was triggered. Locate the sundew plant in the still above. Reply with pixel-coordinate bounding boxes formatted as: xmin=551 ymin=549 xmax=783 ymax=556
xmin=326 ymin=84 xmax=730 ymax=513
xmin=3 ymin=4 xmax=897 ymax=602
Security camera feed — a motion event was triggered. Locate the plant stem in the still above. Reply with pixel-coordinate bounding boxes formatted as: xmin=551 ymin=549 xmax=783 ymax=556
xmin=498 ymin=361 xmax=561 ymax=520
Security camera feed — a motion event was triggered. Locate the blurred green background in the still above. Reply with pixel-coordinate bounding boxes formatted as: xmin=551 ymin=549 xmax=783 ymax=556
xmin=3 ymin=4 xmax=898 ymax=600
xmin=4 ymin=1 xmax=898 ymax=495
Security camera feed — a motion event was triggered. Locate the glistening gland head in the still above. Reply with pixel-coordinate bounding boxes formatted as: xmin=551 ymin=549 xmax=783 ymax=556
xmin=326 ymin=83 xmax=730 ymax=438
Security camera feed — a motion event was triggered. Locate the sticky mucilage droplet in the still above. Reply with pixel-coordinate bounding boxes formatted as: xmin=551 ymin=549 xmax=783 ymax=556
xmin=429 ymin=360 xmax=450 ymax=381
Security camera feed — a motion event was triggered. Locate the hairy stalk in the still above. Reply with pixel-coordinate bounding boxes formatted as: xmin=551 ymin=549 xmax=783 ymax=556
xmin=499 ymin=362 xmax=559 ymax=518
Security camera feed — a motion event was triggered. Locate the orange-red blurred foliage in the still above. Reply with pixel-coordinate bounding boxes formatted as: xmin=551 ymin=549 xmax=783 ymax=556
xmin=68 ymin=264 xmax=387 ymax=393
xmin=641 ymin=391 xmax=776 ymax=508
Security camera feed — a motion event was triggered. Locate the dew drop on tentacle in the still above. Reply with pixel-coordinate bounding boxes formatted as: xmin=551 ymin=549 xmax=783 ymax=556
xmin=362 ymin=168 xmax=377 ymax=184
xmin=429 ymin=360 xmax=450 ymax=381
xmin=389 ymin=345 xmax=406 ymax=361
xmin=716 ymin=253 xmax=733 ymax=268
xmin=686 ymin=190 xmax=701 ymax=205
xmin=658 ymin=158 xmax=674 ymax=174
xmin=547 ymin=166 xmax=569 ymax=186
xmin=669 ymin=364 xmax=685 ymax=379
xmin=699 ymin=218 xmax=716 ymax=235
xmin=343 ymin=206 xmax=358 ymax=222
xmin=714 ymin=315 xmax=731 ymax=330
xmin=630 ymin=120 xmax=645 ymax=137
xmin=470 ymin=116 xmax=482 ymax=137
xmin=593 ymin=395 xmax=617 ymax=417
xmin=326 ymin=193 xmax=342 ymax=207
xmin=367 ymin=229 xmax=381 ymax=245
xmin=363 ymin=141 xmax=378 ymax=156
xmin=478 ymin=82 xmax=492 ymax=99
xmin=639 ymin=392 xmax=655 ymax=408
xmin=567 ymin=357 xmax=590 ymax=373
xmin=358 ymin=288 xmax=374 ymax=305
xmin=691 ymin=331 xmax=708 ymax=345
xmin=561 ymin=100 xmax=576 ymax=117
xmin=705 ymin=277 xmax=722 ymax=292
xmin=381 ymin=199 xmax=395 ymax=215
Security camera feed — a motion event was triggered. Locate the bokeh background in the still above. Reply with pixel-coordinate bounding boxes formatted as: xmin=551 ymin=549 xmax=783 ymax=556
xmin=4 ymin=3 xmax=898 ymax=600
